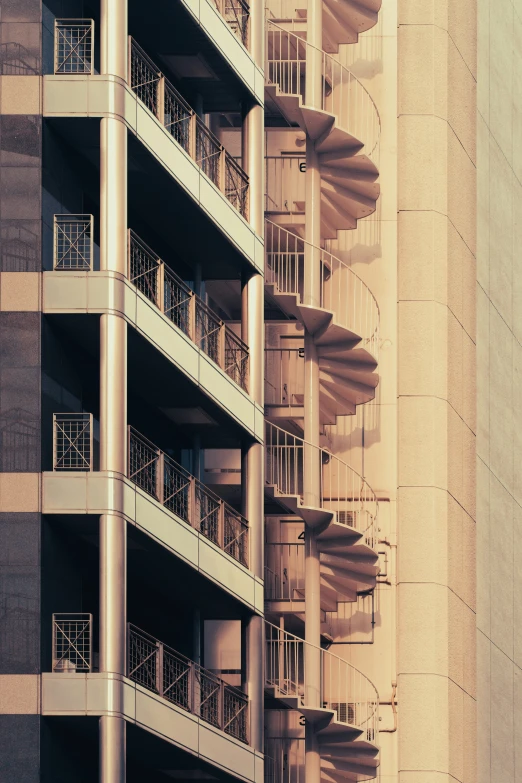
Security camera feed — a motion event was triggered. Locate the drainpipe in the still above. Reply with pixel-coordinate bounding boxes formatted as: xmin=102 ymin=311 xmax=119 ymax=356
xmin=99 ymin=1 xmax=128 ymax=781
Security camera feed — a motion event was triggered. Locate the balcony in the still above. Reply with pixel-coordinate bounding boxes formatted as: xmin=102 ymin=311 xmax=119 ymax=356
xmin=128 ymin=624 xmax=249 ymax=743
xmin=47 ymin=614 xmax=254 ymax=769
xmin=213 ymin=0 xmax=250 ymax=46
xmin=129 ymin=40 xmax=249 ymax=219
xmin=50 ymin=416 xmax=249 ymax=568
xmin=51 ymin=25 xmax=251 ymax=218
xmin=51 ymin=218 xmax=250 ymax=394
xmin=128 ymin=231 xmax=249 ymax=392
xmin=128 ymin=428 xmax=249 ymax=567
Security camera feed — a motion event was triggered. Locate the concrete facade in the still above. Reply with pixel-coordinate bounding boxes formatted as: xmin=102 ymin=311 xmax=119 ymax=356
xmin=476 ymin=0 xmax=522 ymax=780
xmin=397 ymin=2 xmax=477 ymax=781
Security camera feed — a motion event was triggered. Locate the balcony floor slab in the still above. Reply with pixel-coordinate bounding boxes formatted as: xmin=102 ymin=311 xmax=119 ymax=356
xmin=42 ymin=471 xmax=264 ymax=614
xmin=41 ymin=672 xmax=264 ymax=783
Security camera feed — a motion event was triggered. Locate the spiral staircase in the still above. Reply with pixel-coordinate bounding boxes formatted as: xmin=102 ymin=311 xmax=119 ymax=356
xmin=265 ymin=623 xmax=380 ymax=782
xmin=265 ymin=220 xmax=379 ymax=428
xmin=265 ymin=421 xmax=379 ymax=616
xmin=265 ymin=22 xmax=380 ymax=241
xmin=263 ymin=1 xmax=381 ymax=778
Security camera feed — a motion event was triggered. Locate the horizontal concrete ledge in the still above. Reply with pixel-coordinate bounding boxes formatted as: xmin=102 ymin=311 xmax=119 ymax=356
xmin=41 ymin=672 xmax=264 ymax=783
xmin=43 ymin=75 xmax=264 ymax=275
xmin=42 ymin=471 xmax=264 ymax=614
xmin=43 ymin=271 xmax=265 ymax=443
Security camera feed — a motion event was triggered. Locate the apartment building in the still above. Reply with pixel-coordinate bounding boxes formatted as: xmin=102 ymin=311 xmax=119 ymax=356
xmin=0 ymin=0 xmax=515 ymax=781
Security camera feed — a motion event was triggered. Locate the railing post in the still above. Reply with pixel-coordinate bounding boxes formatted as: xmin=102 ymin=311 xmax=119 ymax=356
xmin=189 ymin=113 xmax=197 ymax=160
xmin=157 ymin=641 xmax=164 ymax=697
xmin=220 ymin=680 xmax=225 ymax=732
xmin=189 ymin=292 xmax=197 ymax=343
xmin=219 ymin=322 xmax=226 ymax=371
xmin=189 ymin=476 xmax=197 ymax=531
xmin=157 ymin=74 xmax=165 ymax=125
xmin=158 ymin=260 xmax=165 ymax=312
xmin=219 ymin=502 xmax=225 ymax=551
xmin=219 ymin=146 xmax=226 ymax=194
xmin=157 ymin=449 xmax=164 ymax=504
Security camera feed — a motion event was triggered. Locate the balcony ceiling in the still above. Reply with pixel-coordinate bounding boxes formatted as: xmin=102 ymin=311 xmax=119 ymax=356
xmin=129 ymin=0 xmax=254 ymax=112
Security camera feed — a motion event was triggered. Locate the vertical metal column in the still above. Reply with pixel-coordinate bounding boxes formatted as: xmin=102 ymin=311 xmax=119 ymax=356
xmin=240 ymin=0 xmax=265 ymax=752
xmin=99 ymin=2 xmax=128 ymax=781
xmin=303 ymin=0 xmax=323 ymax=778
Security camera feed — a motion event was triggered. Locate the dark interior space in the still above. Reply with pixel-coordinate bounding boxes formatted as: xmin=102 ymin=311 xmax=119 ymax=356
xmin=41 ymin=513 xmax=251 ymax=674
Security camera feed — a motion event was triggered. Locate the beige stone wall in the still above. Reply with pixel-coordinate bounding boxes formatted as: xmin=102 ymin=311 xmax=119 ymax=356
xmin=476 ymin=0 xmax=522 ymax=780
xmin=397 ymin=1 xmax=477 ymax=781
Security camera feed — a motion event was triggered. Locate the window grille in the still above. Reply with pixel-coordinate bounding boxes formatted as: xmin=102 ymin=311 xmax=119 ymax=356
xmin=53 ymin=413 xmax=93 ymax=471
xmin=55 ymin=20 xmax=94 ymax=74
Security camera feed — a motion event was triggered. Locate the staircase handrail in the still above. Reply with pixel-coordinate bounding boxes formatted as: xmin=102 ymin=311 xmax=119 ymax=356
xmin=265 ymin=420 xmax=378 ymax=542
xmin=265 ymin=220 xmax=379 ymax=362
xmin=265 ymin=19 xmax=381 ymax=158
xmin=265 ymin=621 xmax=379 ymax=739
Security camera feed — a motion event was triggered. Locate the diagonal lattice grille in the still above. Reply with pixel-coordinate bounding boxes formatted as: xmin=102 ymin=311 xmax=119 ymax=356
xmin=53 ymin=614 xmax=92 ymax=672
xmin=54 ymin=215 xmax=92 ymax=270
xmin=55 ymin=21 xmax=93 ymax=74
xmin=54 ymin=413 xmax=92 ymax=471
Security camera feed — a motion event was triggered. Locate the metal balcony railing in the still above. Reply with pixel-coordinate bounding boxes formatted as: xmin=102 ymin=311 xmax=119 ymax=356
xmin=128 ymin=428 xmax=249 ymax=567
xmin=54 ymin=215 xmax=93 ymax=270
xmin=213 ymin=0 xmax=250 ymax=45
xmin=52 ymin=613 xmax=93 ymax=672
xmin=265 ymin=621 xmax=379 ymax=742
xmin=128 ymin=624 xmax=249 ymax=743
xmin=129 ymin=40 xmax=249 ymax=219
xmin=53 ymin=413 xmax=93 ymax=471
xmin=128 ymin=231 xmax=249 ymax=392
xmin=265 ymin=221 xmax=380 ymax=362
xmin=265 ymin=20 xmax=380 ymax=158
xmin=54 ymin=19 xmax=94 ymax=74
xmin=265 ymin=421 xmax=377 ymax=546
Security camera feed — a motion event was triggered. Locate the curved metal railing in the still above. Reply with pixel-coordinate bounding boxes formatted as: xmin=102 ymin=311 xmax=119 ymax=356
xmin=265 ymin=621 xmax=379 ymax=740
xmin=265 ymin=20 xmax=380 ymax=158
xmin=265 ymin=421 xmax=377 ymax=544
xmin=265 ymin=220 xmax=379 ymax=362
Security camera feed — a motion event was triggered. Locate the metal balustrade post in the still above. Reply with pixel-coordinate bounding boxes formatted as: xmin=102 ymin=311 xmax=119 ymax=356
xmin=219 ymin=146 xmax=226 ymax=193
xmin=220 ymin=680 xmax=225 ymax=733
xmin=219 ymin=502 xmax=225 ymax=551
xmin=189 ymin=113 xmax=197 ymax=160
xmin=157 ymin=450 xmax=164 ymax=504
xmin=189 ymin=475 xmax=197 ymax=531
xmin=218 ymin=322 xmax=226 ymax=371
xmin=157 ymin=641 xmax=164 ymax=697
xmin=158 ymin=261 xmax=165 ymax=312
xmin=188 ymin=291 xmax=197 ymax=343
xmin=157 ymin=75 xmax=165 ymax=125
